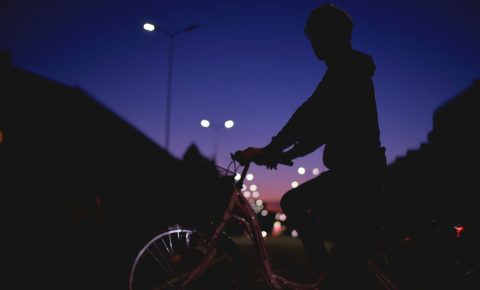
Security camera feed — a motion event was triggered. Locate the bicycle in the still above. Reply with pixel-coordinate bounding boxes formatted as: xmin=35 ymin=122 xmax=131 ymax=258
xmin=127 ymin=149 xmax=407 ymax=290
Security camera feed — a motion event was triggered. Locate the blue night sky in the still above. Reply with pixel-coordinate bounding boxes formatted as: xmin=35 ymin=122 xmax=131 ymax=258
xmin=2 ymin=0 xmax=479 ymax=207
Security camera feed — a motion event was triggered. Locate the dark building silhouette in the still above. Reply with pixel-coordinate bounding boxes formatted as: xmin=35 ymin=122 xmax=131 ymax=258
xmin=386 ymin=79 xmax=480 ymax=234
xmin=0 ymin=51 xmax=191 ymax=226
xmin=381 ymin=80 xmax=480 ymax=289
xmin=1 ymin=52 xmax=221 ymax=289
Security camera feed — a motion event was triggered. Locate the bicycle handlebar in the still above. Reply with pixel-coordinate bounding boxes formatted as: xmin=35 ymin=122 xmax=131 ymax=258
xmin=230 ymin=150 xmax=293 ymax=189
xmin=230 ymin=150 xmax=294 ymax=167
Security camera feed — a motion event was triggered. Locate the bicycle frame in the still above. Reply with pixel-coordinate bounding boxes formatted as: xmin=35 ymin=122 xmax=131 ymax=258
xmin=181 ymin=163 xmax=328 ymax=290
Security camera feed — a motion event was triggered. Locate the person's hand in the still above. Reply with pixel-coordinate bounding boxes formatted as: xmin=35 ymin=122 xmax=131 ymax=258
xmin=233 ymin=147 xmax=264 ymax=166
xmin=256 ymin=149 xmax=281 ymax=170
xmin=244 ymin=147 xmax=281 ymax=169
xmin=233 ymin=147 xmax=279 ymax=169
xmin=233 ymin=147 xmax=291 ymax=170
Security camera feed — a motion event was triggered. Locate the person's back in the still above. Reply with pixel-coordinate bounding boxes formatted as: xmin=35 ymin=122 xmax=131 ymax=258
xmin=293 ymin=48 xmax=384 ymax=172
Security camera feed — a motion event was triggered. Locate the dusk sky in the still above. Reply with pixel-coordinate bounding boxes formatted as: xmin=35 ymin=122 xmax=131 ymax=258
xmin=2 ymin=0 xmax=479 ymax=207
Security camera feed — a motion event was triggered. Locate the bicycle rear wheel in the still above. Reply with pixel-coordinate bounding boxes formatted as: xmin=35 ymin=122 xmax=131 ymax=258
xmin=129 ymin=226 xmax=243 ymax=290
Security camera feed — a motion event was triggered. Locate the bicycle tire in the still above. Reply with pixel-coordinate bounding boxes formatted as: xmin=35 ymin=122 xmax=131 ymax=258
xmin=129 ymin=225 xmax=245 ymax=290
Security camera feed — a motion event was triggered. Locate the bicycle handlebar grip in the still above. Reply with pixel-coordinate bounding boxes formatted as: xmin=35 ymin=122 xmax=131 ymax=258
xmin=231 ymin=151 xmax=248 ymax=165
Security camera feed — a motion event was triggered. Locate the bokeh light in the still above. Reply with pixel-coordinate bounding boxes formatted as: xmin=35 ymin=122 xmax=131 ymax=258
xmin=200 ymin=119 xmax=210 ymax=128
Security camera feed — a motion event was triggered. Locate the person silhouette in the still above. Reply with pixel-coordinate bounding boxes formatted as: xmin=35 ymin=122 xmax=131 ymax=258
xmin=236 ymin=3 xmax=387 ymax=288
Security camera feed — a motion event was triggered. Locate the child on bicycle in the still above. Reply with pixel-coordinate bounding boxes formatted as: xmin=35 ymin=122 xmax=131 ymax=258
xmin=236 ymin=3 xmax=387 ymax=288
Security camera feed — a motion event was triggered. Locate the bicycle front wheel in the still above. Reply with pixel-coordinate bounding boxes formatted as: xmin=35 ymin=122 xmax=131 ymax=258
xmin=129 ymin=226 xmax=243 ymax=290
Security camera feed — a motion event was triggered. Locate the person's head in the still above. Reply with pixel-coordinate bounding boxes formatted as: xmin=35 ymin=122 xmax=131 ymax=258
xmin=304 ymin=3 xmax=353 ymax=60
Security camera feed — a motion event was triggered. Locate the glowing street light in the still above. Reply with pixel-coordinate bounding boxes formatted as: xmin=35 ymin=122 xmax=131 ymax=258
xmin=224 ymin=120 xmax=234 ymax=129
xmin=200 ymin=119 xmax=210 ymax=128
xmin=143 ymin=23 xmax=155 ymax=32
xmin=143 ymin=22 xmax=200 ymax=151
xmin=200 ymin=119 xmax=234 ymax=161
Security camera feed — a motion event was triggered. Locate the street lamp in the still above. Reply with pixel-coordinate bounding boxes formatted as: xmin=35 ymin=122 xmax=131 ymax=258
xmin=200 ymin=119 xmax=235 ymax=161
xmin=143 ymin=22 xmax=200 ymax=151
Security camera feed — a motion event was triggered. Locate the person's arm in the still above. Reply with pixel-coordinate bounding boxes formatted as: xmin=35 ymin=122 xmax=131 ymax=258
xmin=237 ymin=86 xmax=327 ymax=169
xmin=263 ymin=96 xmax=321 ymax=154
xmin=283 ymin=139 xmax=324 ymax=160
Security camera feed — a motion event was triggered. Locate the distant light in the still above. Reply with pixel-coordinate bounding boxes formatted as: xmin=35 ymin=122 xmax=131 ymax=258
xmin=143 ymin=23 xmax=155 ymax=32
xmin=241 ymin=184 xmax=247 ymax=191
xmin=234 ymin=173 xmax=241 ymax=181
xmin=200 ymin=119 xmax=210 ymax=128
xmin=246 ymin=173 xmax=254 ymax=181
xmin=275 ymin=213 xmax=282 ymax=220
xmin=454 ymin=225 xmax=464 ymax=238
xmin=291 ymin=230 xmax=299 ymax=238
xmin=272 ymin=221 xmax=283 ymax=237
xmin=261 ymin=231 xmax=268 ymax=238
xmin=298 ymin=167 xmax=306 ymax=175
xmin=279 ymin=213 xmax=287 ymax=222
xmin=255 ymin=199 xmax=263 ymax=206
xmin=250 ymin=184 xmax=257 ymax=191
xmin=252 ymin=191 xmax=260 ymax=198
xmin=291 ymin=181 xmax=299 ymax=188
xmin=312 ymin=168 xmax=320 ymax=175
xmin=252 ymin=205 xmax=261 ymax=213
xmin=243 ymin=191 xmax=251 ymax=198
xmin=261 ymin=209 xmax=268 ymax=216
xmin=224 ymin=120 xmax=234 ymax=129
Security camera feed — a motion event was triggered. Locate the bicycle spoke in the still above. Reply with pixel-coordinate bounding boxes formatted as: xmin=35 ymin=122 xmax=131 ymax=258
xmin=160 ymin=237 xmax=172 ymax=256
xmin=152 ymin=241 xmax=175 ymax=273
xmin=185 ymin=232 xmax=191 ymax=248
xmin=146 ymin=247 xmax=174 ymax=280
xmin=142 ymin=249 xmax=176 ymax=288
xmin=168 ymin=233 xmax=173 ymax=255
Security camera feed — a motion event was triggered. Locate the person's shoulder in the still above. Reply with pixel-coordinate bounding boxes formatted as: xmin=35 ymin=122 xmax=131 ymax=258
xmin=344 ymin=49 xmax=376 ymax=77
xmin=350 ymin=49 xmax=374 ymax=61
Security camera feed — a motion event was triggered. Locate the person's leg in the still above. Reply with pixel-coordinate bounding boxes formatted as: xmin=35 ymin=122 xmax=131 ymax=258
xmin=329 ymin=176 xmax=383 ymax=289
xmin=280 ymin=173 xmax=333 ymax=272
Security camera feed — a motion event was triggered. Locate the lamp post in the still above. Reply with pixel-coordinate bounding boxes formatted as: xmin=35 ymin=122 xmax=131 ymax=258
xmin=143 ymin=22 xmax=200 ymax=151
xmin=200 ymin=119 xmax=234 ymax=161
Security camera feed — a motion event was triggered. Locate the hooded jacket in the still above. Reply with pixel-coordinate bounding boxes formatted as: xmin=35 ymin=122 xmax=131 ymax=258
xmin=265 ymin=49 xmax=386 ymax=172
